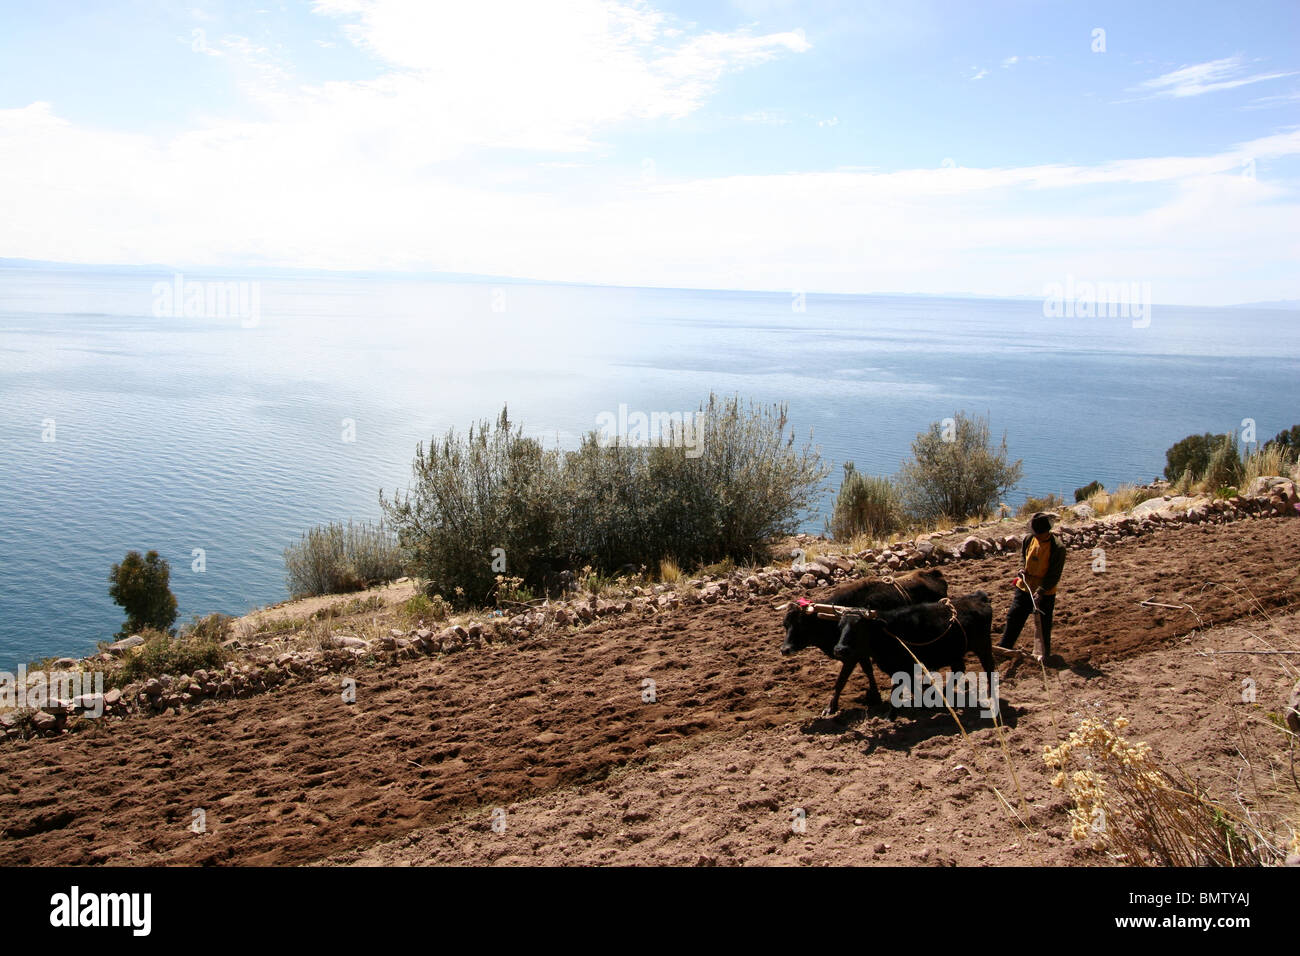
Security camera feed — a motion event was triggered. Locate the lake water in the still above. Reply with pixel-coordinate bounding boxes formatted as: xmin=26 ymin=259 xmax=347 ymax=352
xmin=2 ymin=266 xmax=1297 ymax=666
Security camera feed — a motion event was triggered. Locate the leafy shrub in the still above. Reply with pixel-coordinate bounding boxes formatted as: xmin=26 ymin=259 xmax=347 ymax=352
xmin=1074 ymin=480 xmax=1103 ymax=503
xmin=108 ymin=550 xmax=179 ymax=639
xmin=111 ymin=627 xmax=227 ymax=688
xmin=1164 ymin=432 xmax=1229 ymax=482
xmin=283 ymin=520 xmax=407 ymax=599
xmin=1263 ymin=424 xmax=1300 ymax=461
xmin=379 ymin=407 xmax=566 ymax=608
xmin=1017 ymin=493 xmax=1065 ymax=518
xmin=897 ymin=411 xmax=1023 ymax=523
xmin=381 ymin=396 xmax=827 ymax=607
xmin=827 ymin=462 xmax=902 ymax=541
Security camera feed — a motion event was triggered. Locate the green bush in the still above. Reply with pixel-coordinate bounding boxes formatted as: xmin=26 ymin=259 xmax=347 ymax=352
xmin=1263 ymin=424 xmax=1300 ymax=462
xmin=379 ymin=407 xmax=566 ymax=607
xmin=827 ymin=462 xmax=902 ymax=540
xmin=381 ymin=396 xmax=828 ymax=607
xmin=283 ymin=520 xmax=407 ymax=599
xmin=108 ymin=550 xmax=178 ymax=639
xmin=1074 ymin=480 xmax=1103 ymax=503
xmin=897 ymin=411 xmax=1023 ymax=524
xmin=111 ymin=627 xmax=227 ymax=688
xmin=1164 ymin=432 xmax=1230 ymax=482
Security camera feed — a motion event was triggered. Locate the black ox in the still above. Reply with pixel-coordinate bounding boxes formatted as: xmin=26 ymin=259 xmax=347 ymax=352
xmin=779 ymin=568 xmax=948 ymax=716
xmin=832 ymin=592 xmax=996 ymax=714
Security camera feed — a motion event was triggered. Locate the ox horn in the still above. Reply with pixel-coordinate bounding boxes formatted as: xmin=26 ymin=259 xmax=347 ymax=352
xmin=773 ymin=602 xmax=790 ymax=611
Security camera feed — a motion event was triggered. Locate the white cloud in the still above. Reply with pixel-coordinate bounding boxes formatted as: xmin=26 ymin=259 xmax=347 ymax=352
xmin=1134 ymin=55 xmax=1297 ymax=98
xmin=300 ymin=0 xmax=809 ymax=153
xmin=1001 ymin=55 xmax=1018 ymax=68
xmin=0 ymin=5 xmax=1297 ymax=304
xmin=970 ymin=67 xmax=988 ymax=81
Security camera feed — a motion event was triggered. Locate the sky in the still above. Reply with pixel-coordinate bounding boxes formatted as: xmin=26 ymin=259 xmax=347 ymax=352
xmin=0 ymin=0 xmax=1297 ymax=303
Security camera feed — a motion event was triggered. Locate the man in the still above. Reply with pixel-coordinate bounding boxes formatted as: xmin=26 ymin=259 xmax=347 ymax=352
xmin=999 ymin=511 xmax=1066 ymax=660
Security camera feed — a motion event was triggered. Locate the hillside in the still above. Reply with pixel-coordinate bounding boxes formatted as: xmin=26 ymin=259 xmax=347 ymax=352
xmin=1 ymin=512 xmax=1297 ymax=865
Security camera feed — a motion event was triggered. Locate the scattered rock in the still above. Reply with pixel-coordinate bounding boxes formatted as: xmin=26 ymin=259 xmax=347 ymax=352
xmin=106 ymin=635 xmax=145 ymax=656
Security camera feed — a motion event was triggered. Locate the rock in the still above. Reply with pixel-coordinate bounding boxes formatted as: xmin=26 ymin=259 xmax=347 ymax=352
xmin=30 ymin=710 xmax=59 ymax=732
xmin=1069 ymin=503 xmax=1096 ymax=519
xmin=103 ymin=688 xmax=122 ymax=708
xmin=333 ymin=635 xmax=369 ymax=649
xmin=959 ymin=536 xmax=984 ymax=558
xmin=106 ymin=635 xmax=145 ymax=655
xmin=143 ymin=679 xmax=163 ymax=697
xmin=1131 ymin=495 xmax=1198 ymax=517
xmin=1246 ymin=476 xmax=1297 ymax=502
xmin=798 ymin=573 xmax=817 ymax=588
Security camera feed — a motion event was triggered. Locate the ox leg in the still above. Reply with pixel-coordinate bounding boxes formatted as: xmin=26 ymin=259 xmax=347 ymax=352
xmin=860 ymin=659 xmax=884 ymax=709
xmin=975 ymin=645 xmax=999 ymax=719
xmin=823 ymin=658 xmax=855 ymax=716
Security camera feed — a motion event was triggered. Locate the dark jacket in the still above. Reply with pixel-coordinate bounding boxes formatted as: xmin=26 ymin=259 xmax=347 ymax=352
xmin=1020 ymin=532 xmax=1066 ymax=594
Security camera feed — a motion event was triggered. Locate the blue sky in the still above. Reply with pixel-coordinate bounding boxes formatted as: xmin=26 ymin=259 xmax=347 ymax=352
xmin=1 ymin=0 xmax=1297 ymax=302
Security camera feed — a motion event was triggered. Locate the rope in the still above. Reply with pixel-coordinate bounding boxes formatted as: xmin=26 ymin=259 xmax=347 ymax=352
xmin=878 ymin=573 xmax=911 ymax=604
xmin=877 ymin=597 xmax=968 ymax=654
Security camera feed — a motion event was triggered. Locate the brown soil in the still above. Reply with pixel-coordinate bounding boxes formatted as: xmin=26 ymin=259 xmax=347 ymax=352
xmin=1 ymin=517 xmax=1296 ymax=866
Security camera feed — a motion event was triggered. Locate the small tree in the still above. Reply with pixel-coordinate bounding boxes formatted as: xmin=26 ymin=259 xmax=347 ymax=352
xmin=898 ymin=411 xmax=1023 ymax=523
xmin=827 ymin=462 xmax=902 ymax=541
xmin=108 ymin=550 xmax=178 ymax=639
xmin=1263 ymin=425 xmax=1300 ymax=464
xmin=1164 ymin=432 xmax=1228 ymax=482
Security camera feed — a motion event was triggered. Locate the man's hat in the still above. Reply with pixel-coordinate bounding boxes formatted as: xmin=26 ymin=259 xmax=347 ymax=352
xmin=1030 ymin=512 xmax=1053 ymax=534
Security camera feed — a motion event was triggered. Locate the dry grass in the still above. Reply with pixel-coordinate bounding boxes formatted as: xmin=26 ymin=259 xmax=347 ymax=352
xmin=1241 ymin=445 xmax=1294 ymax=490
xmin=1086 ymin=483 xmax=1161 ymax=516
xmin=657 ymin=558 xmax=682 ymax=584
xmin=1017 ymin=493 xmax=1065 ymax=518
xmin=1044 ymin=716 xmax=1280 ymax=865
